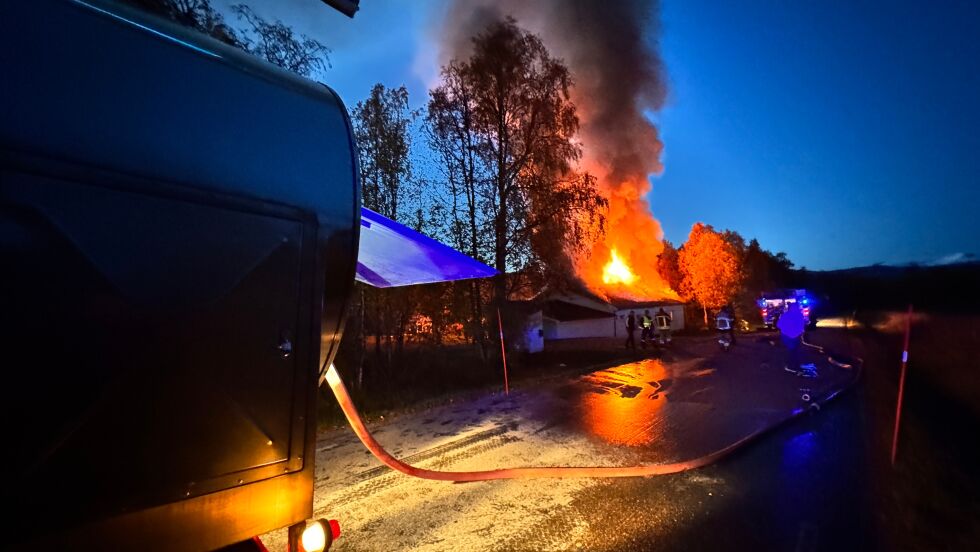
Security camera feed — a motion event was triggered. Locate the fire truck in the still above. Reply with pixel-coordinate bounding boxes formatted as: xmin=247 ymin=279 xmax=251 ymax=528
xmin=0 ymin=1 xmax=492 ymax=550
xmin=758 ymin=289 xmax=815 ymax=328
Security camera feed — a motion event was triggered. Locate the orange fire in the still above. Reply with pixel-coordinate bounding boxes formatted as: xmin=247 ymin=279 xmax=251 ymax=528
xmin=574 ymin=167 xmax=679 ymax=301
xmin=602 ymin=249 xmax=636 ymax=285
xmin=562 ymin=73 xmax=677 ymax=301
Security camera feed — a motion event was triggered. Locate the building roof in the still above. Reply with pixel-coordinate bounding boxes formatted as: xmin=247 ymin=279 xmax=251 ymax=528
xmin=519 ymin=286 xmax=684 ymax=320
xmin=611 ymin=298 xmax=685 ymax=310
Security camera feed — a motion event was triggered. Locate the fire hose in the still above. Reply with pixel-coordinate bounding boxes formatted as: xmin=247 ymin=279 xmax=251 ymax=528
xmin=321 ymin=359 xmax=857 ymax=482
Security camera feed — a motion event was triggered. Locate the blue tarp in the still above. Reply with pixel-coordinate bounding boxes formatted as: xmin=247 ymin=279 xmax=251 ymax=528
xmin=356 ymin=207 xmax=497 ymax=287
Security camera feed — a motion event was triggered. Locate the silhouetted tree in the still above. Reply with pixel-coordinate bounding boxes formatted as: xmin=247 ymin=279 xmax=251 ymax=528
xmin=742 ymin=238 xmax=793 ymax=293
xmin=426 ymin=68 xmax=493 ymax=356
xmin=353 ymin=84 xmax=414 ymax=219
xmin=348 ymin=84 xmax=419 ymax=384
xmin=428 ymin=18 xmax=606 ymax=313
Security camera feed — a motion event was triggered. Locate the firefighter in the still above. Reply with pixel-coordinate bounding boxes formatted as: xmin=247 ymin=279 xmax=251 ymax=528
xmin=655 ymin=307 xmax=672 ymax=344
xmin=624 ymin=310 xmax=637 ymax=350
xmin=718 ymin=303 xmax=736 ymax=346
xmin=640 ymin=309 xmax=653 ymax=348
xmin=778 ymin=301 xmax=806 ymax=371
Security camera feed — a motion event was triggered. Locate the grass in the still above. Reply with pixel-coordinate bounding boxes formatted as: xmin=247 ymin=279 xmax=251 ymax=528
xmin=809 ymin=315 xmax=980 ymax=550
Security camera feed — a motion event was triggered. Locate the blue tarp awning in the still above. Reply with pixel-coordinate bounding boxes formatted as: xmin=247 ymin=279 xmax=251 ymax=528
xmin=356 ymin=207 xmax=497 ymax=287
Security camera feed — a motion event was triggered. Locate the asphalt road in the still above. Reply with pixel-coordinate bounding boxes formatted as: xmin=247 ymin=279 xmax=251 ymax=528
xmin=507 ymin=375 xmax=876 ymax=551
xmin=264 ymin=335 xmax=871 ymax=551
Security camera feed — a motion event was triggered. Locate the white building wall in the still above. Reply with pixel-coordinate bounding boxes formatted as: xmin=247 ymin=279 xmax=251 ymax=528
xmin=554 ymin=317 xmax=617 ymax=339
xmin=522 ymin=310 xmax=544 ymax=353
xmin=543 ymin=317 xmax=559 ymax=340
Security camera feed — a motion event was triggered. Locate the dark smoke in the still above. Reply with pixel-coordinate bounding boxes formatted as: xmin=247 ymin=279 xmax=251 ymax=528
xmin=439 ymin=0 xmax=667 ymax=181
xmin=436 ymin=1 xmax=675 ymax=299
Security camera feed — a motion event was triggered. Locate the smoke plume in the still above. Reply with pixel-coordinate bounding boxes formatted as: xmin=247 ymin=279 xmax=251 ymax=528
xmin=436 ymin=0 xmax=675 ymax=300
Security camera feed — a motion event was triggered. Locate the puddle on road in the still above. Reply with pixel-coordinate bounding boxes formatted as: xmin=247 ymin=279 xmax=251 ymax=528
xmin=572 ymin=359 xmax=672 ymax=447
xmin=528 ymin=350 xmax=838 ymax=457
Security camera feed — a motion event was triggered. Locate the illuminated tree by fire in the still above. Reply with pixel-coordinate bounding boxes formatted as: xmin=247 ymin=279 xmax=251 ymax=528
xmin=679 ymin=223 xmax=743 ymax=325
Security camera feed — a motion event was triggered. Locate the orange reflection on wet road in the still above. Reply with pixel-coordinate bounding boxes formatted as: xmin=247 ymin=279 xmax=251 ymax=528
xmin=578 ymin=359 xmax=671 ymax=447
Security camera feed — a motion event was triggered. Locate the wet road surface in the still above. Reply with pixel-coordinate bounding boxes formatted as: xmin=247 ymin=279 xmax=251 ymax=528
xmin=496 ymin=380 xmax=875 ymax=551
xmin=263 ymin=335 xmax=869 ymax=551
xmin=530 ymin=336 xmax=856 ymax=463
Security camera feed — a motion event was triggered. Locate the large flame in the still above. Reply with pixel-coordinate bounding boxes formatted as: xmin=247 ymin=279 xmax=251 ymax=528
xmin=574 ymin=164 xmax=679 ymax=302
xmin=602 ymin=249 xmax=636 ymax=285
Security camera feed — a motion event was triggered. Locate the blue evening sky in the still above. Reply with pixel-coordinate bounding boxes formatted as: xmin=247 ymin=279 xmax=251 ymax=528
xmin=217 ymin=0 xmax=980 ymax=270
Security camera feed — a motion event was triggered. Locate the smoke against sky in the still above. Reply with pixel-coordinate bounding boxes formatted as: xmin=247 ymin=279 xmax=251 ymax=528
xmin=211 ymin=0 xmax=980 ymax=270
xmin=436 ymin=1 xmax=676 ymax=299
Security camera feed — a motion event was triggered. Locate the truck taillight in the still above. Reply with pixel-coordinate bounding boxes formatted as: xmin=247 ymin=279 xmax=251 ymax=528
xmin=300 ymin=519 xmax=341 ymax=552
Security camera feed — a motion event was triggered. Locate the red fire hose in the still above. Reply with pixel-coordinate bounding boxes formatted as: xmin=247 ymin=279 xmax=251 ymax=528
xmin=321 ymin=363 xmax=836 ymax=481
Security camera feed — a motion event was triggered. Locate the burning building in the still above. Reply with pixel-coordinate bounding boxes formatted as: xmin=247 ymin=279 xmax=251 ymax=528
xmin=512 ymin=289 xmax=685 ymax=353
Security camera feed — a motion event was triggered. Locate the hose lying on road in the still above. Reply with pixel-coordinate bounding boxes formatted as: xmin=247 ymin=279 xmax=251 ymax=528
xmin=321 ymin=361 xmax=856 ymax=482
xmin=802 ymin=335 xmax=854 ymax=369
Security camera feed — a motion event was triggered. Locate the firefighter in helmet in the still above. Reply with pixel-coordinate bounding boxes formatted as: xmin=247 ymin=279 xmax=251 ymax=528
xmin=640 ymin=309 xmax=653 ymax=348
xmin=655 ymin=306 xmax=672 ymax=344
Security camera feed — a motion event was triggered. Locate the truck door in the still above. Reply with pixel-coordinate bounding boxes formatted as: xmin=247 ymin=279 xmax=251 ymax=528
xmin=1 ymin=165 xmax=313 ymax=532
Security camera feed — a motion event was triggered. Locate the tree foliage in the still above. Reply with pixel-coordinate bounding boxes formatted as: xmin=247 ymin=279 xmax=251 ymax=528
xmin=427 ymin=61 xmax=491 ymax=263
xmin=742 ymin=238 xmax=794 ymax=293
xmin=679 ymin=223 xmax=743 ymax=324
xmin=345 ymin=84 xmax=423 ymax=386
xmin=667 ymin=226 xmax=795 ymax=327
xmin=426 ymin=66 xmax=493 ymax=356
xmin=657 ymin=240 xmax=684 ymax=297
xmin=427 ymin=18 xmax=606 ymax=307
xmin=712 ymin=230 xmax=793 ymax=324
xmin=353 ymin=84 xmax=414 ymax=219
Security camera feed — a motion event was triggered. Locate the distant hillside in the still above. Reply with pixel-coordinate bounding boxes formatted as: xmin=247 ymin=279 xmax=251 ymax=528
xmin=792 ymin=261 xmax=980 ymax=314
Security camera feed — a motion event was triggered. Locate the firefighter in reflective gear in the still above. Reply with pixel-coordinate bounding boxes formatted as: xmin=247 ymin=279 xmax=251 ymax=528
xmin=655 ymin=307 xmax=672 ymax=344
xmin=640 ymin=310 xmax=654 ymax=348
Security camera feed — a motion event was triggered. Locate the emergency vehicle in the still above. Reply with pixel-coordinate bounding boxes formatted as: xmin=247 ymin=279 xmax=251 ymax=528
xmin=758 ymin=289 xmax=814 ymax=328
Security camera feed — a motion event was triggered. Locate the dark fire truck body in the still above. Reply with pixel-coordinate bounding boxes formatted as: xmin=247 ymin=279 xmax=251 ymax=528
xmin=1 ymin=1 xmax=360 ymax=548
